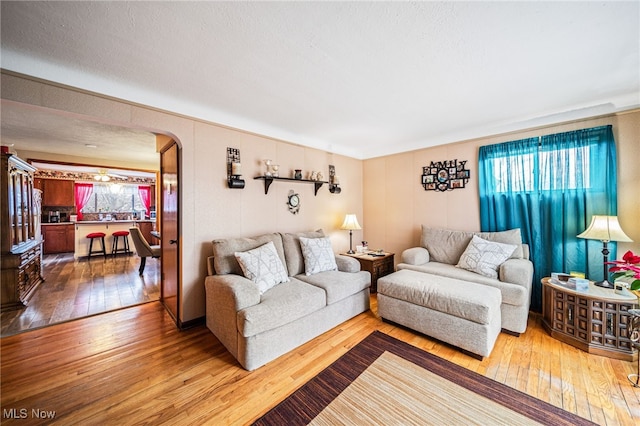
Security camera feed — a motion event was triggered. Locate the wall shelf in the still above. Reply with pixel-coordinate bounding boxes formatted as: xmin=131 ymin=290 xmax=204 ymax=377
xmin=254 ymin=176 xmax=328 ymax=195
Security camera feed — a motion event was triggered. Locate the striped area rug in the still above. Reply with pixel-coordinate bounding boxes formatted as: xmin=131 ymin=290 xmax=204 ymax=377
xmin=253 ymin=331 xmax=596 ymax=426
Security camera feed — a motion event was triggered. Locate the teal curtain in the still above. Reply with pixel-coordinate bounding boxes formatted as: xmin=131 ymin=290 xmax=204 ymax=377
xmin=479 ymin=125 xmax=617 ymax=312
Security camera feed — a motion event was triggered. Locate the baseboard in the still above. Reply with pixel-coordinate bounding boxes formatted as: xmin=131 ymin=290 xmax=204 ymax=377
xmin=180 ymin=316 xmax=205 ymax=330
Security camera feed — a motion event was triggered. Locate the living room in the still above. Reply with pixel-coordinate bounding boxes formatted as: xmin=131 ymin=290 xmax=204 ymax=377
xmin=1 ymin=2 xmax=639 ymax=424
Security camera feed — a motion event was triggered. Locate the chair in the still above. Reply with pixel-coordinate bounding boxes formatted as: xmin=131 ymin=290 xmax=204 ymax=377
xmin=86 ymin=232 xmax=107 ymax=259
xmin=129 ymin=227 xmax=161 ymax=275
xmin=111 ymin=230 xmax=131 ymax=256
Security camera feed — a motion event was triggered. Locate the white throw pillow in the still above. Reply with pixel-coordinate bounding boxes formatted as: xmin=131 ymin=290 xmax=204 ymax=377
xmin=235 ymin=241 xmax=289 ymax=294
xmin=456 ymin=235 xmax=517 ymax=279
xmin=299 ymin=236 xmax=338 ymax=276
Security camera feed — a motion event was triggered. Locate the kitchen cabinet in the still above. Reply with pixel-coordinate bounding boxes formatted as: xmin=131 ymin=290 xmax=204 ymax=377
xmin=43 ymin=224 xmax=75 ymax=253
xmin=42 ymin=179 xmax=74 ymax=206
xmin=1 ymin=153 xmax=43 ymax=311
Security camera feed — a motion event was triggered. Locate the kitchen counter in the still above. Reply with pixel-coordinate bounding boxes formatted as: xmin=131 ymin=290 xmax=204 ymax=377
xmin=74 ymin=219 xmax=155 ymax=224
xmin=42 ymin=220 xmax=155 ymax=225
xmin=73 ymin=221 xmax=138 ymax=258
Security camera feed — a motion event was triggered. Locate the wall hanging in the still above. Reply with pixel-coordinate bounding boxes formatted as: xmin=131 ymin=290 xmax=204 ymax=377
xmin=328 ymin=165 xmax=341 ymax=194
xmin=421 ymin=159 xmax=470 ymax=192
xmin=287 ymin=190 xmax=300 ymax=214
xmin=227 ymin=147 xmax=245 ymax=188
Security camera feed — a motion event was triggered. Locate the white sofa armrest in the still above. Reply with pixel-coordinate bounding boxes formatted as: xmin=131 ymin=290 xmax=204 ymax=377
xmin=205 ymin=274 xmax=261 ymax=312
xmin=205 ymin=273 xmax=261 ymax=362
xmin=335 ymin=254 xmax=361 ymax=273
xmin=401 ymin=247 xmax=430 ymax=266
xmin=499 ymin=258 xmax=534 ymax=289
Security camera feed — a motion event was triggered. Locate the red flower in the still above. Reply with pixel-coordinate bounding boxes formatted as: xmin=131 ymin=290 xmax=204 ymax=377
xmin=607 ymin=251 xmax=640 ymax=287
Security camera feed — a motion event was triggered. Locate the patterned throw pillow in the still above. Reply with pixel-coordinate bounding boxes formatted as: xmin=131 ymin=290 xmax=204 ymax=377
xmin=456 ymin=235 xmax=517 ymax=279
xmin=299 ymin=237 xmax=338 ymax=276
xmin=235 ymin=241 xmax=289 ymax=294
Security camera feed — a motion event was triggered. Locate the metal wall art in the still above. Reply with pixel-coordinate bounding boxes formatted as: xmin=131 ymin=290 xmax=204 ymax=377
xmin=421 ymin=159 xmax=470 ymax=192
xmin=227 ymin=147 xmax=245 ymax=188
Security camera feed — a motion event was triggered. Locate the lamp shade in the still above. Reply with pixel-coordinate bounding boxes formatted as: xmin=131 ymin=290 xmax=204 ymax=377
xmin=577 ymin=215 xmax=633 ymax=242
xmin=340 ymin=214 xmax=361 ymax=231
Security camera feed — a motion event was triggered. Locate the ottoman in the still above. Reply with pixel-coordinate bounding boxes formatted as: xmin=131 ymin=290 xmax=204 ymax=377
xmin=378 ymin=269 xmax=502 ymax=359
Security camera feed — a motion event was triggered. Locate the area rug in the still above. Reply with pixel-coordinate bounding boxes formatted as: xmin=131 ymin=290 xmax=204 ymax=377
xmin=253 ymin=331 xmax=595 ymax=426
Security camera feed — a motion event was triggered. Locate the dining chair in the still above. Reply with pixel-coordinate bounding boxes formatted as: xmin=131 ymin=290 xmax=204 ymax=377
xmin=129 ymin=227 xmax=161 ymax=275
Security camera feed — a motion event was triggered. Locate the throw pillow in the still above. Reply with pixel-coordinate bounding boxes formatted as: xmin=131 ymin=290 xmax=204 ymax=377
xmin=456 ymin=235 xmax=517 ymax=279
xmin=299 ymin=236 xmax=338 ymax=276
xmin=234 ymin=241 xmax=289 ymax=294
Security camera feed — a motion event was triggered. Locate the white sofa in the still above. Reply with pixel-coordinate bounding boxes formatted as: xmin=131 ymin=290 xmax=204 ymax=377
xmin=395 ymin=226 xmax=534 ymax=335
xmin=204 ymin=230 xmax=371 ymax=371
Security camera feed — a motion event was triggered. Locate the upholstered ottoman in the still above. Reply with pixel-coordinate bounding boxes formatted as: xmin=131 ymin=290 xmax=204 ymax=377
xmin=377 ymin=269 xmax=502 ymax=358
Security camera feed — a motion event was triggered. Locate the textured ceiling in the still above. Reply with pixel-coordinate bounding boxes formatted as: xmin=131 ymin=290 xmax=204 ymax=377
xmin=1 ymin=1 xmax=638 ymax=160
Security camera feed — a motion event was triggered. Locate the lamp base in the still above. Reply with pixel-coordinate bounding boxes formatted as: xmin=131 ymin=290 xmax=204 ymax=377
xmin=347 ymin=249 xmax=355 ymax=254
xmin=594 ymin=279 xmax=614 ymax=289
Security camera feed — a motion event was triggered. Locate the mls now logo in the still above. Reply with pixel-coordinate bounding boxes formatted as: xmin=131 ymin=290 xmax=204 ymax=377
xmin=3 ymin=408 xmax=28 ymax=419
xmin=3 ymin=408 xmax=56 ymax=419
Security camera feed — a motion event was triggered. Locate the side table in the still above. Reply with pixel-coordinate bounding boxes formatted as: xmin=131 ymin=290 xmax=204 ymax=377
xmin=628 ymin=309 xmax=640 ymax=387
xmin=541 ymin=277 xmax=638 ymax=361
xmin=342 ymin=252 xmax=394 ymax=293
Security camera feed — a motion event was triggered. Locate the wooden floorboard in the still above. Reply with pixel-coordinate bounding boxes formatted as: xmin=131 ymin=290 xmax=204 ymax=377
xmin=0 ymin=253 xmax=160 ymax=337
xmin=1 ymin=296 xmax=639 ymax=425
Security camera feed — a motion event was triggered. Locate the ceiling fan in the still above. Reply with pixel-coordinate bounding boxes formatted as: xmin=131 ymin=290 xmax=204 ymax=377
xmin=93 ymin=169 xmax=126 ymax=182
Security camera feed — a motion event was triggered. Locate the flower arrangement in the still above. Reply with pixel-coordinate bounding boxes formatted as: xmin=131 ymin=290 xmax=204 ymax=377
xmin=607 ymin=250 xmax=640 ymax=291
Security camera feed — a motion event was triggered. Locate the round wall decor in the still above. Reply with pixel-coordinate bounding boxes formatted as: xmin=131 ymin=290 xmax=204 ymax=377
xmin=287 ymin=190 xmax=300 ymax=214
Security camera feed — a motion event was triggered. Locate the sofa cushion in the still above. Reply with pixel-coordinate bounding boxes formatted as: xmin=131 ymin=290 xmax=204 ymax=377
xmin=456 ymin=235 xmax=517 ymax=279
xmin=281 ymin=230 xmax=325 ymax=277
xmin=421 ymin=227 xmax=523 ymax=265
xmin=212 ymin=233 xmax=287 ymax=276
xmin=396 ymin=262 xmax=528 ymax=306
xmin=300 ymin=236 xmax=338 ymax=275
xmin=237 ymin=279 xmax=326 ymax=337
xmin=234 ymin=241 xmax=289 ymax=294
xmin=296 ymin=270 xmax=371 ymax=305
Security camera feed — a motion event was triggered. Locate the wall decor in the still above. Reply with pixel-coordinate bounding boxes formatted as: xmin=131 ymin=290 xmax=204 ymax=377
xmin=328 ymin=165 xmax=341 ymax=193
xmin=421 ymin=159 xmax=470 ymax=192
xmin=287 ymin=190 xmax=300 ymax=214
xmin=227 ymin=147 xmax=245 ymax=189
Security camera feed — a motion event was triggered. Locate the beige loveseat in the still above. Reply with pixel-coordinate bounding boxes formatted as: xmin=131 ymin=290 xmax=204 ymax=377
xmin=204 ymin=230 xmax=371 ymax=371
xmin=396 ymin=227 xmax=534 ymax=335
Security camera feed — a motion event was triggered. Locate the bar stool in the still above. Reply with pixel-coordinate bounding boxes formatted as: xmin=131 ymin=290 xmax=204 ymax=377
xmin=111 ymin=230 xmax=131 ymax=257
xmin=86 ymin=232 xmax=107 ymax=259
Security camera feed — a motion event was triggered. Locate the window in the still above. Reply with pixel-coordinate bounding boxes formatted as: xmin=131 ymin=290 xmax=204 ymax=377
xmin=490 ymin=144 xmax=591 ymax=193
xmin=82 ymin=183 xmax=147 ymax=214
xmin=478 ymin=125 xmax=617 ymax=313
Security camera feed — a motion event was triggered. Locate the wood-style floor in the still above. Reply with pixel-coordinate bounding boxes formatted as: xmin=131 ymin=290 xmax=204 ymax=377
xmin=0 ymin=253 xmax=160 ymax=337
xmin=1 ymin=297 xmax=638 ymax=425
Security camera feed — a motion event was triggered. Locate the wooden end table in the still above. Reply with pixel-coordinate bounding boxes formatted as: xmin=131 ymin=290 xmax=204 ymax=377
xmin=541 ymin=277 xmax=638 ymax=361
xmin=342 ymin=252 xmax=394 ymax=293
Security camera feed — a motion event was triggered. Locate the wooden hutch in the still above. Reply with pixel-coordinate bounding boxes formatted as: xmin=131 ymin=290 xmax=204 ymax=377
xmin=1 ymin=153 xmax=43 ymax=311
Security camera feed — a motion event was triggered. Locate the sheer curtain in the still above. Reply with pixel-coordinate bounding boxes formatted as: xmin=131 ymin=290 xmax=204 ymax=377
xmin=138 ymin=185 xmax=151 ymax=218
xmin=479 ymin=125 xmax=617 ymax=312
xmin=74 ymin=183 xmax=93 ymax=220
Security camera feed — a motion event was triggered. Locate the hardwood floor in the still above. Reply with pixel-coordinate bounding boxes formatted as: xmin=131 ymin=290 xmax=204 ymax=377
xmin=0 ymin=253 xmax=160 ymax=337
xmin=1 ymin=296 xmax=638 ymax=425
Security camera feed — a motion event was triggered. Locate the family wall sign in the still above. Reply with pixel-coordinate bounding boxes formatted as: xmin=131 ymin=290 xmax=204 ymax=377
xmin=421 ymin=159 xmax=470 ymax=192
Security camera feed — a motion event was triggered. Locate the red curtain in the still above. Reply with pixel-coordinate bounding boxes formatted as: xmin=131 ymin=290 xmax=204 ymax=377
xmin=74 ymin=183 xmax=93 ymax=220
xmin=138 ymin=186 xmax=151 ymax=218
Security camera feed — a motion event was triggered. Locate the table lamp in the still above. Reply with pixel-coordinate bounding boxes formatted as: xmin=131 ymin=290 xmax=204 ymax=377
xmin=577 ymin=215 xmax=633 ymax=288
xmin=341 ymin=214 xmax=361 ymax=254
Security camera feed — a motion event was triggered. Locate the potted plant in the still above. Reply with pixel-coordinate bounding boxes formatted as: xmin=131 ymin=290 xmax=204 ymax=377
xmin=607 ymin=250 xmax=640 ymax=295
